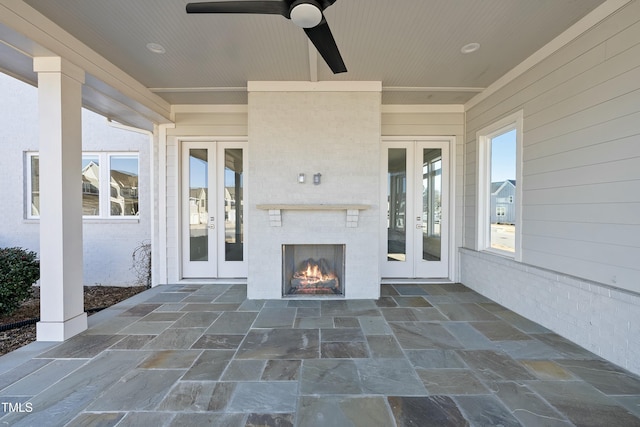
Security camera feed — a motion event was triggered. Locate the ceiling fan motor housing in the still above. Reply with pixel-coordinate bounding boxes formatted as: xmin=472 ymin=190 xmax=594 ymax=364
xmin=184 ymin=0 xmax=345 ymax=73
xmin=289 ymin=0 xmax=322 ymax=28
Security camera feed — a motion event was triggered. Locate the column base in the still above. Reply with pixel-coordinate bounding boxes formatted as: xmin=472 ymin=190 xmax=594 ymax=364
xmin=36 ymin=312 xmax=88 ymax=342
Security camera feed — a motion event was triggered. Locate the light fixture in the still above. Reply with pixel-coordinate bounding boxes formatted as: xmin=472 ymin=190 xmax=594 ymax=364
xmin=313 ymin=173 xmax=322 ymax=185
xmin=298 ymin=173 xmax=306 ymax=183
xmin=461 ymin=42 xmax=480 ymax=54
xmin=290 ymin=1 xmax=322 ymax=28
xmin=146 ymin=42 xmax=166 ymax=54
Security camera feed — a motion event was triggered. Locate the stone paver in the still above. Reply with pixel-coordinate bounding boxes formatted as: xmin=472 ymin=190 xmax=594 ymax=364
xmin=1 ymin=283 xmax=640 ymax=427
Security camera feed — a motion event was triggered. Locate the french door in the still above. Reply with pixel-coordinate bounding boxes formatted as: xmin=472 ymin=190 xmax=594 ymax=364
xmin=382 ymin=139 xmax=450 ymax=278
xmin=181 ymin=141 xmax=246 ymax=278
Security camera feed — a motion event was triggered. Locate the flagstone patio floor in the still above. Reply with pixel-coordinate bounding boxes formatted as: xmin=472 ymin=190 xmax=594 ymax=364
xmin=1 ymin=283 xmax=639 ymax=426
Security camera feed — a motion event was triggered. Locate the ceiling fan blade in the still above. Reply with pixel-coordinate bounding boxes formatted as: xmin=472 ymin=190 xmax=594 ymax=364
xmin=304 ymin=18 xmax=347 ymax=74
xmin=186 ymin=1 xmax=288 ymax=16
xmin=317 ymin=0 xmax=338 ymax=10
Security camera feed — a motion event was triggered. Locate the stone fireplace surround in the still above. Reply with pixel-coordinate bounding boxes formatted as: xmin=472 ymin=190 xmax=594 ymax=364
xmin=246 ymin=82 xmax=381 ymax=300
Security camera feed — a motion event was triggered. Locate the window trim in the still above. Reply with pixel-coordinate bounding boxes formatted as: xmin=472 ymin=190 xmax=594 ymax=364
xmin=25 ymin=151 xmax=140 ymax=220
xmin=476 ymin=110 xmax=523 ymax=260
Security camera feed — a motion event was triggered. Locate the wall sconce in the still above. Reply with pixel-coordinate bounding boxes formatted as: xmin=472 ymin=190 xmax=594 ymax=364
xmin=313 ymin=173 xmax=322 ymax=185
xmin=298 ymin=173 xmax=305 ymax=183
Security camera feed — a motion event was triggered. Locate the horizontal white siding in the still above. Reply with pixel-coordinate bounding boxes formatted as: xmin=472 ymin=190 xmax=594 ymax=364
xmin=465 ymin=0 xmax=640 ymax=293
xmin=466 ymin=0 xmax=640 ymax=131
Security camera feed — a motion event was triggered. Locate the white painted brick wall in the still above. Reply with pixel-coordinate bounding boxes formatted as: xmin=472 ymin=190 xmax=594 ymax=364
xmin=247 ymin=90 xmax=381 ymax=299
xmin=0 ymin=74 xmax=150 ymax=286
xmin=460 ymin=248 xmax=640 ymax=376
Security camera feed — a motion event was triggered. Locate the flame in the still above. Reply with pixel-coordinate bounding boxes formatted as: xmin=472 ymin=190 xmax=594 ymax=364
xmin=292 ymin=258 xmax=339 ymax=288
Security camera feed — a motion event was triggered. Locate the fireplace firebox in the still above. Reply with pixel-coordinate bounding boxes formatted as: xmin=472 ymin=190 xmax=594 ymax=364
xmin=282 ymin=244 xmax=345 ymax=296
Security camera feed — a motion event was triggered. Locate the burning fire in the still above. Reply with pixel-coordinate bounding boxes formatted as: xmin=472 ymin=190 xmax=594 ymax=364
xmin=290 ymin=258 xmax=340 ymax=294
xmin=294 ymin=259 xmax=337 ymax=285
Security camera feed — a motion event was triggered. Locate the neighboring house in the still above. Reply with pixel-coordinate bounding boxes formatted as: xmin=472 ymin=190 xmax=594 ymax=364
xmin=0 ymin=72 xmax=151 ymax=286
xmin=0 ymin=0 xmax=639 ymax=377
xmin=490 ymin=180 xmax=516 ymax=224
xmin=110 ymin=169 xmax=140 ymax=216
xmin=188 ymin=188 xmax=208 ymax=226
xmin=81 ymin=161 xmax=100 ymax=215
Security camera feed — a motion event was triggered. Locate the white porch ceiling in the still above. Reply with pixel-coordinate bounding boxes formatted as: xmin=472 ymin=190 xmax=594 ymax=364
xmin=13 ymin=0 xmax=606 ymax=108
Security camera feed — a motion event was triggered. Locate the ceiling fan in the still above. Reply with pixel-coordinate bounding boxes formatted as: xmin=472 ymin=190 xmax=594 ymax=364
xmin=186 ymin=0 xmax=347 ymax=73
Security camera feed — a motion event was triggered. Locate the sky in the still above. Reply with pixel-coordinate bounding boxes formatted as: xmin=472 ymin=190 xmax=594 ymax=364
xmin=190 ymin=156 xmax=208 ymax=187
xmin=490 ymin=129 xmax=516 ymax=183
xmin=190 ymin=155 xmax=242 ymax=189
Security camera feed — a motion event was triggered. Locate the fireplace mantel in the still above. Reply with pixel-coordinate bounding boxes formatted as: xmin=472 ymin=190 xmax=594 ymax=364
xmin=256 ymin=204 xmax=370 ymax=227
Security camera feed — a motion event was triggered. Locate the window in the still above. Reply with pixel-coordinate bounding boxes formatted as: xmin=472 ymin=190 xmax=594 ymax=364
xmin=476 ymin=111 xmax=522 ymax=259
xmin=28 ymin=155 xmax=40 ymax=217
xmin=82 ymin=155 xmax=100 ymax=215
xmin=26 ymin=152 xmax=139 ymax=219
xmin=109 ymin=155 xmax=139 ymax=216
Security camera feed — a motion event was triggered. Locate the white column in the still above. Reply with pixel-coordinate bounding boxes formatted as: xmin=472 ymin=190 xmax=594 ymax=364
xmin=34 ymin=57 xmax=87 ymax=341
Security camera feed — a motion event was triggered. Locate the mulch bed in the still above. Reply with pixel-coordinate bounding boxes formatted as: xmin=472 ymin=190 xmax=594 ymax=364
xmin=0 ymin=286 xmax=147 ymax=356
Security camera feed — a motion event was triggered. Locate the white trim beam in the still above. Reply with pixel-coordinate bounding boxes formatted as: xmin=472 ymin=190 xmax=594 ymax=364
xmin=248 ymin=81 xmax=382 ymax=92
xmin=382 ymin=105 xmax=464 ymax=113
xmin=384 ymin=86 xmax=484 ymax=93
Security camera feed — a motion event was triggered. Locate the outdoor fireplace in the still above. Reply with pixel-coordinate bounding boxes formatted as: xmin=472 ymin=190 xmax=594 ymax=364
xmin=282 ymin=244 xmax=345 ymax=296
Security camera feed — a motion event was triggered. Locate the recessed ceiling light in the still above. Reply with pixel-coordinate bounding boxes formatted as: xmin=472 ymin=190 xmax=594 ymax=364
xmin=461 ymin=42 xmax=480 ymax=54
xmin=146 ymin=43 xmax=166 ymax=54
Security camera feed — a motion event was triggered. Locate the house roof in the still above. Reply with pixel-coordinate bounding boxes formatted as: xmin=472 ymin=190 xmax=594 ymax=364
xmin=491 ymin=180 xmax=516 ymax=195
xmin=0 ymin=0 xmax=620 ymax=128
xmin=110 ymin=169 xmax=138 ymax=188
xmin=189 ymin=188 xmax=208 ymax=199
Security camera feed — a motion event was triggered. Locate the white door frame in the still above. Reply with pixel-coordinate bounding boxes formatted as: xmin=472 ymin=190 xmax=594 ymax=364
xmin=179 ymin=138 xmax=247 ymax=279
xmin=381 ymin=136 xmax=456 ymax=280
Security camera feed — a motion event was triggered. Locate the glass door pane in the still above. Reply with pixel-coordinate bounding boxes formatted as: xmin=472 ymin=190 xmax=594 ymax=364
xmin=421 ymin=149 xmax=442 ymax=261
xmin=224 ymin=148 xmax=243 ymax=262
xmin=414 ymin=141 xmax=449 ymax=278
xmin=387 ymin=148 xmax=407 ymax=262
xmin=217 ymin=143 xmax=247 ymax=278
xmin=189 ymin=148 xmax=209 ymax=262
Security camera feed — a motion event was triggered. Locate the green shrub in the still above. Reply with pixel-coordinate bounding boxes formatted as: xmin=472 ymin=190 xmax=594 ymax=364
xmin=0 ymin=247 xmax=40 ymax=316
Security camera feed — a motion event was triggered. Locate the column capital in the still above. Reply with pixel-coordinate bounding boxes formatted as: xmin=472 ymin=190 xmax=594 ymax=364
xmin=33 ymin=56 xmax=85 ymax=84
